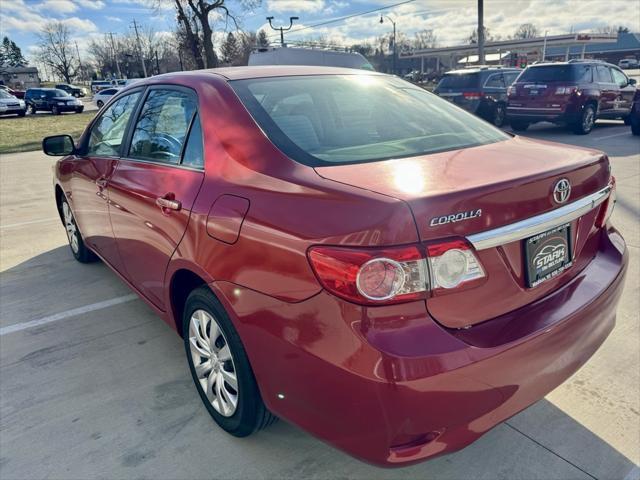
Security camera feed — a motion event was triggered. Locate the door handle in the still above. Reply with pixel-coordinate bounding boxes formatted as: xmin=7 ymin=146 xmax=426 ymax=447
xmin=156 ymin=196 xmax=182 ymax=211
xmin=96 ymin=178 xmax=108 ymax=188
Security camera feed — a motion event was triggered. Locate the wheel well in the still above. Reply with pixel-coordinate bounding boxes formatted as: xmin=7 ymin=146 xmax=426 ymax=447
xmin=170 ymin=269 xmax=208 ymax=337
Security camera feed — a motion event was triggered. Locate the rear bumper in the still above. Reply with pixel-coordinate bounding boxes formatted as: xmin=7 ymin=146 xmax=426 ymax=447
xmin=213 ymin=226 xmax=627 ymax=467
xmin=507 ymin=107 xmax=581 ymax=124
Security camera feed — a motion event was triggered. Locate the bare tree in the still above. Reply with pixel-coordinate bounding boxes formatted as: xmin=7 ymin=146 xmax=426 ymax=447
xmin=597 ymin=25 xmax=630 ymax=35
xmin=36 ymin=22 xmax=77 ymax=83
xmin=513 ymin=23 xmax=539 ymax=39
xmin=412 ymin=29 xmax=438 ymax=50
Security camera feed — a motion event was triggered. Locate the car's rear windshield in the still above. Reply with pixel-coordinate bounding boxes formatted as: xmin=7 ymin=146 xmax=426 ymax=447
xmin=230 ymin=75 xmax=508 ymax=166
xmin=437 ymin=73 xmax=479 ymax=89
xmin=518 ymin=65 xmax=586 ymax=83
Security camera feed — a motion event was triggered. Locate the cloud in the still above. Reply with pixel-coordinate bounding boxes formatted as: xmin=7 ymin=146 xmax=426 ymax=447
xmin=37 ymin=0 xmax=78 ymax=14
xmin=266 ymin=0 xmax=326 ymax=14
xmin=106 ymin=16 xmax=123 ymax=22
xmin=75 ymin=0 xmax=106 ymax=9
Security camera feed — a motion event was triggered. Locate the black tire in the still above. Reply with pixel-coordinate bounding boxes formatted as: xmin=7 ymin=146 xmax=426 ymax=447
xmin=493 ymin=103 xmax=506 ymax=128
xmin=59 ymin=197 xmax=97 ymax=263
xmin=631 ymin=118 xmax=640 ymax=136
xmin=623 ymin=115 xmax=631 ymax=126
xmin=52 ymin=105 xmax=60 ymax=115
xmin=96 ymin=100 xmax=104 ymax=109
xmin=75 ymin=107 xmax=84 ymax=114
xmin=183 ymin=286 xmax=277 ymax=437
xmin=510 ymin=120 xmax=529 ymax=131
xmin=572 ymin=104 xmax=596 ymax=135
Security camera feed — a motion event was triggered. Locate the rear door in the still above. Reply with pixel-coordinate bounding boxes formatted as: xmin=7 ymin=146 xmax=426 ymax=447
xmin=108 ymin=86 xmax=205 ymax=309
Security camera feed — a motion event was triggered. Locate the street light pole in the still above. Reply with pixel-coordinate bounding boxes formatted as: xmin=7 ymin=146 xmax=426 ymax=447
xmin=266 ymin=16 xmax=299 ymax=47
xmin=380 ymin=15 xmax=396 ymax=75
xmin=478 ymin=0 xmax=485 ymax=65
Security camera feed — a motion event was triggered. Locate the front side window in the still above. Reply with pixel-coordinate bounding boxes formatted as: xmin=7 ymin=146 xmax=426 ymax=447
xmin=231 ymin=75 xmax=509 ymax=166
xmin=611 ymin=68 xmax=628 ymax=88
xmin=128 ymin=89 xmax=197 ymax=164
xmin=87 ymin=92 xmax=140 ymax=157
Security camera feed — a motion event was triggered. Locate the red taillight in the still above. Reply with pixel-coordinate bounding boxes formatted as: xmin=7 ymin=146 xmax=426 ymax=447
xmin=308 ymin=245 xmax=427 ymax=305
xmin=463 ymin=91 xmax=483 ymax=100
xmin=308 ymin=240 xmax=486 ymax=305
xmin=596 ymin=178 xmax=617 ymax=228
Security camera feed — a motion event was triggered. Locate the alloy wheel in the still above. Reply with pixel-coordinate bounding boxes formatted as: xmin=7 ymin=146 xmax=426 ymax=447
xmin=583 ymin=107 xmax=595 ymax=132
xmin=62 ymin=202 xmax=79 ymax=254
xmin=189 ymin=309 xmax=239 ymax=417
xmin=494 ymin=105 xmax=505 ymax=127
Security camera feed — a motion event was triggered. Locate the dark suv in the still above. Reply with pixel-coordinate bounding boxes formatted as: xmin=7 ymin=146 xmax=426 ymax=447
xmin=55 ymin=83 xmax=86 ymax=97
xmin=507 ymin=60 xmax=636 ymax=134
xmin=25 ymin=88 xmax=84 ymax=115
xmin=434 ymin=67 xmax=521 ymax=127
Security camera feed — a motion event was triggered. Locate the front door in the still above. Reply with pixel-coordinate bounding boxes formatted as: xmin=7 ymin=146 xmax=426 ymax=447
xmin=70 ymin=90 xmax=142 ymax=272
xmin=108 ymin=87 xmax=205 ymax=309
xmin=610 ymin=67 xmax=635 ymax=115
xmin=596 ymin=65 xmax=616 ymax=116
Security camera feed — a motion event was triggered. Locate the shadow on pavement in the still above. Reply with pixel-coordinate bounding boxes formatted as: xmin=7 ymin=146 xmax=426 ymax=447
xmin=0 ymin=247 xmax=638 ymax=479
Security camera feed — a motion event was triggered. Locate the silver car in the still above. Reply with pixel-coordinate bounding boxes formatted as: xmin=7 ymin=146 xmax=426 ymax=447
xmin=0 ymin=89 xmax=26 ymax=117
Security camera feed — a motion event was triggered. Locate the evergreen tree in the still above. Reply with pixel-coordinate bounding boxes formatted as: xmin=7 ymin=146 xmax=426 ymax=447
xmin=220 ymin=32 xmax=240 ymax=65
xmin=257 ymin=30 xmax=269 ymax=48
xmin=0 ymin=37 xmax=28 ymax=67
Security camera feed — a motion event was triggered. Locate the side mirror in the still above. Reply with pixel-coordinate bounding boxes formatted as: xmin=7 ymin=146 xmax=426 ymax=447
xmin=629 ymin=78 xmax=637 ymax=86
xmin=42 ymin=135 xmax=76 ymax=156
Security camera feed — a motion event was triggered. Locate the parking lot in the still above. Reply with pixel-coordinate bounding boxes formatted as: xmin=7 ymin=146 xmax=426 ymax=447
xmin=0 ymin=121 xmax=638 ymax=479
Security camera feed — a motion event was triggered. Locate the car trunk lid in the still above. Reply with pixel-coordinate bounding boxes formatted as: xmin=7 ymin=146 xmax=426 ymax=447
xmin=315 ymin=136 xmax=611 ymax=328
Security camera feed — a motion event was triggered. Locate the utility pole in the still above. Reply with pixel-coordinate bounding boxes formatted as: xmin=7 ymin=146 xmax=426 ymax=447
xmin=131 ymin=19 xmax=148 ymax=77
xmin=380 ymin=15 xmax=396 ymax=75
xmin=108 ymin=32 xmax=122 ymax=78
xmin=477 ymin=0 xmax=485 ymax=65
xmin=75 ymin=41 xmax=82 ymax=81
xmin=266 ymin=16 xmax=299 ymax=47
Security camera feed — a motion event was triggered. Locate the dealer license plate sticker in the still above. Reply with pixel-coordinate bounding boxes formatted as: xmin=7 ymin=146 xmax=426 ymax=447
xmin=524 ymin=223 xmax=573 ymax=288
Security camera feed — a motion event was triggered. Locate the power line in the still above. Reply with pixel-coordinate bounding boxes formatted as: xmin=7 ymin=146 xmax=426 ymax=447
xmin=266 ymin=0 xmax=417 ymax=38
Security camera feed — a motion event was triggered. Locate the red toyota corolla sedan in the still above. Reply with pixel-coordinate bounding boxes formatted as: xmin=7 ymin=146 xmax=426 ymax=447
xmin=43 ymin=66 xmax=627 ymax=467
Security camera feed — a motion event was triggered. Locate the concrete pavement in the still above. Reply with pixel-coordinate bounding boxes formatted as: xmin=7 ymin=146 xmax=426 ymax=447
xmin=0 ymin=121 xmax=638 ymax=479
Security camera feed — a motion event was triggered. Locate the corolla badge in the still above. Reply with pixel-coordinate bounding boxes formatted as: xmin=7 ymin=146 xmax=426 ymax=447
xmin=553 ymin=179 xmax=571 ymax=204
xmin=430 ymin=209 xmax=482 ymax=227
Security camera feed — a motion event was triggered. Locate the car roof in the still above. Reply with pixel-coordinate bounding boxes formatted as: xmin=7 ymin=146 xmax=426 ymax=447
xmin=445 ymin=67 xmax=520 ymax=75
xmin=211 ymin=65 xmax=385 ymax=80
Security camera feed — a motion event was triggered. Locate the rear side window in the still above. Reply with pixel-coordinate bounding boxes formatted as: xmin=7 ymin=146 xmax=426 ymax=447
xmin=181 ymin=113 xmax=204 ymax=168
xmin=504 ymin=72 xmax=520 ymax=85
xmin=87 ymin=92 xmax=141 ymax=157
xmin=573 ymin=65 xmax=592 ymax=82
xmin=128 ymin=89 xmax=197 ymax=164
xmin=437 ymin=73 xmax=479 ymax=89
xmin=484 ymin=74 xmax=504 ymax=88
xmin=596 ymin=66 xmax=613 ymax=83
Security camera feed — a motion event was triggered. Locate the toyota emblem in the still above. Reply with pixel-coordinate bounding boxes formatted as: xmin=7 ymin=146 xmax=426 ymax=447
xmin=553 ymin=179 xmax=571 ymax=204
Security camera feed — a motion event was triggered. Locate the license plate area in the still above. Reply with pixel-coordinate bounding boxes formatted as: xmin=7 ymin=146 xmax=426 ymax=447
xmin=524 ymin=223 xmax=573 ymax=288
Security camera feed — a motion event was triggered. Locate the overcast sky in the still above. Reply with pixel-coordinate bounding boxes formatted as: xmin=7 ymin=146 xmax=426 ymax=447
xmin=0 ymin=0 xmax=637 ymax=62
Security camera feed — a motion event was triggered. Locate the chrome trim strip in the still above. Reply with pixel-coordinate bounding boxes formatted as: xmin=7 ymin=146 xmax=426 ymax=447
xmin=506 ymin=106 xmax=562 ymax=111
xmin=468 ymin=185 xmax=611 ymax=250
